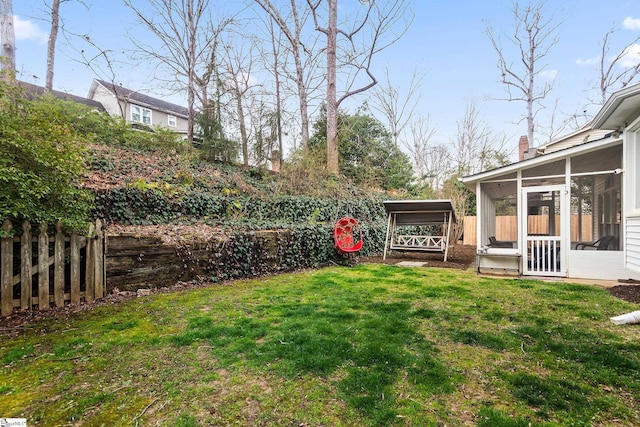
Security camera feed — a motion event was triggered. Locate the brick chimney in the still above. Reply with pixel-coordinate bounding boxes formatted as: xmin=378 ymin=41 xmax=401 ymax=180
xmin=518 ymin=135 xmax=529 ymax=161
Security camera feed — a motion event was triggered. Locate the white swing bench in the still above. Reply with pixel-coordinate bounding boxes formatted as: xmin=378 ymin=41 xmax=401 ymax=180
xmin=382 ymin=200 xmax=456 ymax=262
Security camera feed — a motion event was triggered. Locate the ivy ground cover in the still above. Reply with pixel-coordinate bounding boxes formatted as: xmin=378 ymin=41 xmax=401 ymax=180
xmin=1 ymin=264 xmax=639 ymax=426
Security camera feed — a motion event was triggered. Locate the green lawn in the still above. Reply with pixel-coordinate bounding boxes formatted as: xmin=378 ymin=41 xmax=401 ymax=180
xmin=1 ymin=264 xmax=639 ymax=426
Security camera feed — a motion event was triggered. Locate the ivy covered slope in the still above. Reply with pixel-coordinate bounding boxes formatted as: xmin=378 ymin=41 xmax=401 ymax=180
xmin=1 ymin=83 xmax=402 ymax=273
xmin=88 ymin=143 xmax=393 ymax=277
xmin=88 ymin=144 xmax=385 ymax=229
xmin=86 ymin=138 xmax=395 ymax=270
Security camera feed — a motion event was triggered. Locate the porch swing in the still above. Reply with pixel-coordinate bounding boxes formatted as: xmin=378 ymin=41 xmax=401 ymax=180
xmin=333 ymin=216 xmax=363 ymax=254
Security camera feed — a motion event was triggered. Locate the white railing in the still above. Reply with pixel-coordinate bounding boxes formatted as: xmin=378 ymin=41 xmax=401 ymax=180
xmin=392 ymin=235 xmax=445 ymax=251
xmin=526 ymin=237 xmax=562 ymax=275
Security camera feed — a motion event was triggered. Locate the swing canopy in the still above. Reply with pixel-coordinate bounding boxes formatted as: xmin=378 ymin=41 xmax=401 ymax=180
xmin=382 ymin=199 xmax=456 ymax=261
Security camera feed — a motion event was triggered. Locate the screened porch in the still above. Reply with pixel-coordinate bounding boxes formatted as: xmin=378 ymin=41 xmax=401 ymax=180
xmin=470 ymin=142 xmax=623 ymax=278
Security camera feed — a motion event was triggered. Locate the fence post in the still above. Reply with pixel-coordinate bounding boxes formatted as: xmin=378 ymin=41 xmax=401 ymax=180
xmin=21 ymin=220 xmax=32 ymax=309
xmin=54 ymin=222 xmax=65 ymax=308
xmin=1 ymin=220 xmax=13 ymax=316
xmin=38 ymin=224 xmax=50 ymax=310
xmin=70 ymin=231 xmax=80 ymax=305
xmin=94 ymin=219 xmax=104 ymax=298
xmin=85 ymin=222 xmax=95 ymax=303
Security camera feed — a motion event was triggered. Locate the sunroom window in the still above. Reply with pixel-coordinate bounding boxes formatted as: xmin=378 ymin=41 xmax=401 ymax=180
xmin=479 ymin=177 xmax=518 ymax=250
xmin=570 ymin=145 xmax=622 ymax=251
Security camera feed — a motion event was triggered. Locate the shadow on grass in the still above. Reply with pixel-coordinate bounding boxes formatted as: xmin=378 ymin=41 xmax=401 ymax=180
xmin=170 ymin=269 xmax=455 ymax=425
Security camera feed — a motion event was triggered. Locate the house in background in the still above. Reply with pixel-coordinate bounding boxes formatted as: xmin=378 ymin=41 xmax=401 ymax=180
xmin=87 ymin=79 xmax=189 ymax=138
xmin=461 ymin=82 xmax=640 ymax=281
xmin=18 ymin=81 xmax=106 ymax=112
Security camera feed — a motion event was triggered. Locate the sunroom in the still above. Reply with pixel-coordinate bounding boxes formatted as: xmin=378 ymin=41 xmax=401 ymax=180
xmin=462 ymin=138 xmax=625 ymax=279
xmin=462 ymin=82 xmax=640 ymax=281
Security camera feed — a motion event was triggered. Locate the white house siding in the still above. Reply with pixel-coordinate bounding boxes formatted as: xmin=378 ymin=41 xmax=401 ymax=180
xmin=91 ymin=84 xmax=122 ymax=118
xmin=567 ymin=250 xmax=628 ymax=280
xmin=539 ymin=129 xmax=611 ymax=155
xmin=626 ymin=216 xmax=640 ymax=274
xmin=478 ymin=187 xmax=495 ymax=246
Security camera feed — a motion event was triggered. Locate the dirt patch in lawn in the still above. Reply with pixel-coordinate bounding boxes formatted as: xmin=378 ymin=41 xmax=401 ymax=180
xmin=360 ymin=244 xmax=477 ymax=270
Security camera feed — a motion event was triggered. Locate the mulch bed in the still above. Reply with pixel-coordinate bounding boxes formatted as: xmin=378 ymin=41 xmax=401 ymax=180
xmin=608 ymin=285 xmax=640 ymax=304
xmin=360 ymin=244 xmax=477 ymax=270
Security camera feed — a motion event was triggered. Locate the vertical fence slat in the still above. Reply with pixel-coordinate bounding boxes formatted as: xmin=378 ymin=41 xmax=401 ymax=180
xmin=54 ymin=222 xmax=65 ymax=308
xmin=1 ymin=220 xmax=106 ymax=317
xmin=1 ymin=220 xmax=14 ymax=316
xmin=20 ymin=220 xmax=32 ymax=309
xmin=94 ymin=219 xmax=104 ymax=298
xmin=85 ymin=222 xmax=95 ymax=303
xmin=70 ymin=231 xmax=80 ymax=304
xmin=38 ymin=224 xmax=50 ymax=310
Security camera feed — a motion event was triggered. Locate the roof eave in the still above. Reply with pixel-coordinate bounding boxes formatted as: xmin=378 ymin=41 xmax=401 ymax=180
xmin=592 ymin=83 xmax=640 ymax=129
xmin=460 ymin=135 xmax=621 ymax=186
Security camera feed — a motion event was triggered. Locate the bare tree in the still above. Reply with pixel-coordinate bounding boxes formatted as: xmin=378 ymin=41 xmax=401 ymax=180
xmin=267 ymin=16 xmax=284 ymax=165
xmin=193 ymin=16 xmax=234 ymax=107
xmin=253 ymin=0 xmax=317 ymax=148
xmin=595 ymin=28 xmax=640 ymax=105
xmin=124 ymin=0 xmax=214 ymax=144
xmin=45 ymin=0 xmax=61 ymax=90
xmin=485 ymin=0 xmax=561 ymax=147
xmin=222 ymin=38 xmax=259 ymax=166
xmin=0 ymin=0 xmax=15 ymax=80
xmin=404 ymin=115 xmax=449 ymax=191
xmin=451 ymin=99 xmax=511 ymax=177
xmin=453 ymin=100 xmax=492 ymax=176
xmin=370 ymin=67 xmax=423 ymax=146
xmin=74 ymin=33 xmax=127 ymax=117
xmin=445 ymin=99 xmax=512 ymax=241
xmin=308 ymin=0 xmax=412 ymax=176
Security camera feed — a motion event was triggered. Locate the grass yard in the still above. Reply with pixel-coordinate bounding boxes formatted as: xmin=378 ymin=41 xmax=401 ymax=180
xmin=1 ymin=264 xmax=639 ymax=426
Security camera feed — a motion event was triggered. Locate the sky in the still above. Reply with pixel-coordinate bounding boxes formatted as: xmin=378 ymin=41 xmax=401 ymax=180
xmin=8 ymin=0 xmax=640 ymax=161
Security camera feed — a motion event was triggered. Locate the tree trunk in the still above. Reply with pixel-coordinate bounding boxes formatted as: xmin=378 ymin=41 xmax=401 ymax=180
xmin=46 ymin=0 xmax=61 ymax=91
xmin=0 ymin=0 xmax=15 ymax=80
xmin=326 ymin=0 xmax=339 ymax=176
xmin=293 ymin=49 xmax=310 ymax=148
xmin=269 ymin=17 xmax=284 ymax=164
xmin=290 ymin=0 xmax=309 ymax=148
xmin=236 ymin=94 xmax=249 ymax=166
xmin=186 ymin=0 xmax=197 ymax=145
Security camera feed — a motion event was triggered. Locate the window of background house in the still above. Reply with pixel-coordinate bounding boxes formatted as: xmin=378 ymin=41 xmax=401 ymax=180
xmin=131 ymin=105 xmax=152 ymax=125
xmin=168 ymin=115 xmax=177 ymax=127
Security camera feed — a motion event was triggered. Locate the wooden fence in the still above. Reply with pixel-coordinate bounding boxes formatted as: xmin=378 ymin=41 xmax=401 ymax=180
xmin=463 ymin=215 xmax=593 ymax=246
xmin=0 ymin=219 xmax=105 ymax=316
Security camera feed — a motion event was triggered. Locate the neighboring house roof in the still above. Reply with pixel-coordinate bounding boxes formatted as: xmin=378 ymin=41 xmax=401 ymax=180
xmin=17 ymin=81 xmax=106 ymax=111
xmin=535 ymin=121 xmax=612 ymax=155
xmin=592 ymin=83 xmax=640 ymax=130
xmin=88 ymin=79 xmax=189 ymax=119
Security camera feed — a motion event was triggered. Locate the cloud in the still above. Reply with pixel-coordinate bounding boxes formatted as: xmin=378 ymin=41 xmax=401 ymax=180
xmin=576 ymin=57 xmax=599 ymax=66
xmin=14 ymin=15 xmax=48 ymax=44
xmin=623 ymin=16 xmax=640 ymax=30
xmin=620 ymin=43 xmax=640 ymax=67
xmin=539 ymin=69 xmax=559 ymax=81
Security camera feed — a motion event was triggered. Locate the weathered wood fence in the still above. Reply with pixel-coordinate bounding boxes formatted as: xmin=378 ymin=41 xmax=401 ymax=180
xmin=0 ymin=219 xmax=105 ymax=316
